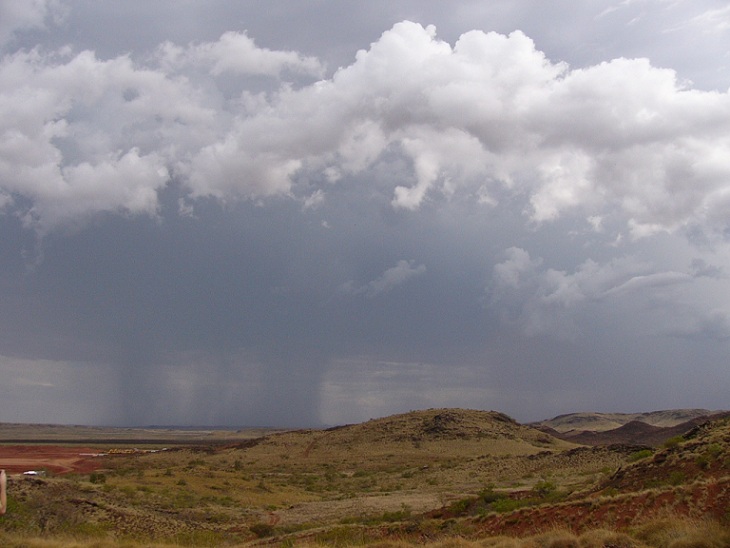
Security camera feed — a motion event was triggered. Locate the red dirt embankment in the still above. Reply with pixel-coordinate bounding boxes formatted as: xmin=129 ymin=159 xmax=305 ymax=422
xmin=0 ymin=445 xmax=105 ymax=475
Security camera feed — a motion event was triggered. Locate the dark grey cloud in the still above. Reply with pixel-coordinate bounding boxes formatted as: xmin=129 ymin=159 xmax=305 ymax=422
xmin=1 ymin=1 xmax=729 ymax=427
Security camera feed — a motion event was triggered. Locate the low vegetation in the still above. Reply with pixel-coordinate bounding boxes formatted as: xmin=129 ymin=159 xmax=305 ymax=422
xmin=0 ymin=409 xmax=728 ymax=546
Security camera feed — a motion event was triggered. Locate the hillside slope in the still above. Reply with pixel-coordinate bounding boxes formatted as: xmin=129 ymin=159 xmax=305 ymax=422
xmin=239 ymin=408 xmax=576 ymax=469
xmin=465 ymin=415 xmax=730 ymax=538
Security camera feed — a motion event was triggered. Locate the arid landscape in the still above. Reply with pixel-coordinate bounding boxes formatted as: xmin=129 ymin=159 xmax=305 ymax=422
xmin=1 ymin=408 xmax=729 ymax=547
xmin=4 ymin=2 xmax=730 ymax=546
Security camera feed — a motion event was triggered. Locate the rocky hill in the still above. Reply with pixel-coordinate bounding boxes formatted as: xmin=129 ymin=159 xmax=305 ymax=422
xmin=599 ymin=414 xmax=730 ymax=495
xmin=533 ymin=409 xmax=729 ymax=447
xmin=319 ymin=408 xmax=562 ymax=445
xmin=236 ymin=408 xmax=577 ymax=474
xmin=534 ymin=409 xmax=717 ymax=433
xmin=420 ymin=415 xmax=730 ymax=541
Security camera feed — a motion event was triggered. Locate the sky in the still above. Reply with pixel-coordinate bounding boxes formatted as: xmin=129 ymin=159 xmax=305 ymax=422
xmin=1 ymin=0 xmax=729 ymax=428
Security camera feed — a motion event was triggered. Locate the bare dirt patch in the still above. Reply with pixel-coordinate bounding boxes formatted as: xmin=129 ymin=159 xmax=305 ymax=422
xmin=0 ymin=445 xmax=106 ymax=475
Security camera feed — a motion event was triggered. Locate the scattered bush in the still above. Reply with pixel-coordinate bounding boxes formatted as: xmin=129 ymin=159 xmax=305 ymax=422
xmin=668 ymin=471 xmax=686 ymax=486
xmin=629 ymin=449 xmax=653 ymax=462
xmin=491 ymin=498 xmax=525 ymax=513
xmin=448 ymin=498 xmax=472 ymax=515
xmin=370 ymin=507 xmax=412 ymax=524
xmin=534 ymin=479 xmax=557 ymax=498
xmin=88 ymin=472 xmax=106 ymax=484
xmin=249 ymin=521 xmax=275 ymax=538
xmin=696 ymin=454 xmax=711 ymax=470
xmin=479 ymin=487 xmax=508 ymax=504
xmin=706 ymin=443 xmax=723 ymax=458
xmin=663 ymin=436 xmax=685 ymax=449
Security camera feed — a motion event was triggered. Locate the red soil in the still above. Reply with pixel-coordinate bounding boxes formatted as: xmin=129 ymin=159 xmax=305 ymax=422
xmin=0 ymin=445 xmax=106 ymax=475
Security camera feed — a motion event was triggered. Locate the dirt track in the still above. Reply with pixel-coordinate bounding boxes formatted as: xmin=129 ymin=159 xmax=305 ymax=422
xmin=0 ymin=445 xmax=105 ymax=475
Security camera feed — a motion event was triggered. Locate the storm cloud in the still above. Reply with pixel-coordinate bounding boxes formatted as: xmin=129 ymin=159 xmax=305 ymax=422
xmin=1 ymin=0 xmax=729 ymax=427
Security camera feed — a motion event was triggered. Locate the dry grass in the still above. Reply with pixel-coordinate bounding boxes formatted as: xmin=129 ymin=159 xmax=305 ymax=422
xmin=1 ymin=410 xmax=729 ymax=547
xmin=1 ymin=517 xmax=729 ymax=547
xmin=633 ymin=518 xmax=730 ymax=547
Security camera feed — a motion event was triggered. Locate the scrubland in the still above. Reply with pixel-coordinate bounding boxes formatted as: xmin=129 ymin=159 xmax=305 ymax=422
xmin=1 ymin=408 xmax=729 ymax=547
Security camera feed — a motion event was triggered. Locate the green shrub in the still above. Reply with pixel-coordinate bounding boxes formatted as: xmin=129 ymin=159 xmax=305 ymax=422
xmin=663 ymin=436 xmax=684 ymax=449
xmin=249 ymin=522 xmax=275 ymax=538
xmin=629 ymin=449 xmax=653 ymax=462
xmin=491 ymin=498 xmax=525 ymax=513
xmin=88 ymin=472 xmax=106 ymax=484
xmin=369 ymin=508 xmax=412 ymax=523
xmin=534 ymin=479 xmax=557 ymax=497
xmin=668 ymin=471 xmax=686 ymax=485
xmin=696 ymin=454 xmax=711 ymax=470
xmin=707 ymin=443 xmax=723 ymax=458
xmin=479 ymin=487 xmax=507 ymax=504
xmin=448 ymin=497 xmax=472 ymax=515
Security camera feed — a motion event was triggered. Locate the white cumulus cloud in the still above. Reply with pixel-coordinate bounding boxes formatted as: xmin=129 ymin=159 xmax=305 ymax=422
xmin=2 ymin=20 xmax=730 ymax=240
xmin=157 ymin=31 xmax=324 ymax=77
